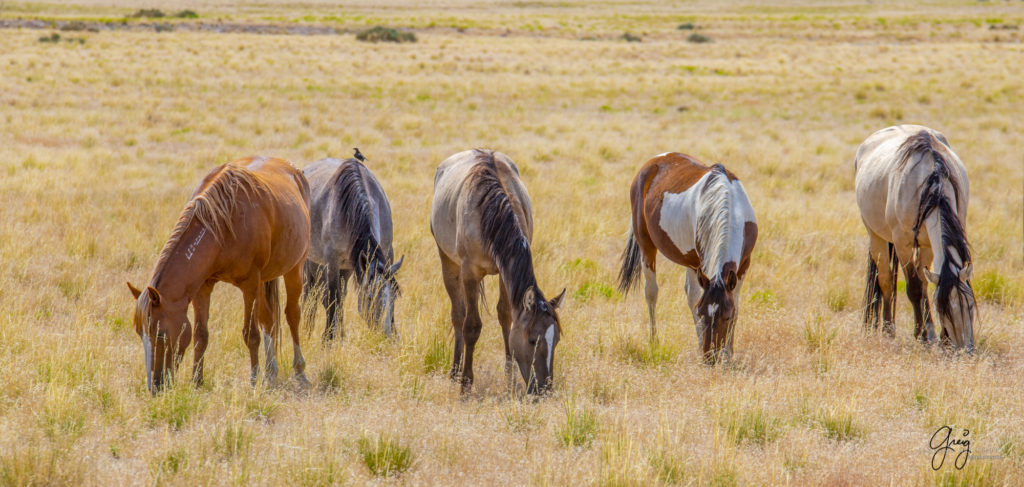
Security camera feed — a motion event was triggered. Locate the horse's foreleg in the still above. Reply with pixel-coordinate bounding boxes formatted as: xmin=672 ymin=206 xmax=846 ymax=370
xmin=684 ymin=267 xmax=706 ymax=347
xmin=191 ymin=280 xmax=215 ymax=386
xmin=284 ymin=264 xmax=310 ymax=386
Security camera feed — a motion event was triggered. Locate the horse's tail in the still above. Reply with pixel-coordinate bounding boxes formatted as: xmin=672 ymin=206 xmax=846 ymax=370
xmin=618 ymin=227 xmax=643 ymax=295
xmin=863 ymin=242 xmax=897 ymax=327
xmin=264 ymin=278 xmax=282 ymax=352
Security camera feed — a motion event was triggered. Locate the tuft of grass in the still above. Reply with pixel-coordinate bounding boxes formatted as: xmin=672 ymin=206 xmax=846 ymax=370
xmin=358 ymin=433 xmax=414 ymax=477
xmin=38 ymin=33 xmax=61 ymax=43
xmin=145 ymin=385 xmax=203 ymax=430
xmin=245 ymin=388 xmax=279 ymax=421
xmin=600 ymin=432 xmax=646 ymax=486
xmin=574 ymin=282 xmax=621 ymax=302
xmin=175 ymin=10 xmax=199 ymax=19
xmin=0 ymin=447 xmax=81 ymax=486
xmin=616 ymin=337 xmax=678 ymax=368
xmin=151 ymin=448 xmax=188 ymax=479
xmin=720 ymin=404 xmax=782 ymax=445
xmin=356 ymin=26 xmax=417 ymax=43
xmin=422 ymin=329 xmax=451 ymax=375
xmin=649 ymin=450 xmax=688 ymax=485
xmin=40 ymin=385 xmax=86 ymax=444
xmin=677 ymin=22 xmax=696 ymax=30
xmin=317 ymin=363 xmax=344 ymax=392
xmin=687 ymin=33 xmax=712 ymax=43
xmin=816 ymin=408 xmax=865 ymax=442
xmin=975 ymin=270 xmax=1014 ymax=304
xmin=803 ymin=316 xmax=838 ymax=352
xmin=214 ymin=423 xmax=253 ymax=461
xmin=557 ymin=399 xmax=599 ymax=448
xmin=825 ymin=286 xmax=850 ymax=312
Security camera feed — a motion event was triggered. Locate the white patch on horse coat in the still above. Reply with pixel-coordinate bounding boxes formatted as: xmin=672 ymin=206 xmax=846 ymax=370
xmin=659 ymin=172 xmax=756 ymax=279
xmin=544 ymin=325 xmax=555 ymax=370
xmin=261 ymin=330 xmax=274 ymax=362
xmin=707 ymin=303 xmax=719 ymax=319
xmin=142 ymin=332 xmax=153 ymax=390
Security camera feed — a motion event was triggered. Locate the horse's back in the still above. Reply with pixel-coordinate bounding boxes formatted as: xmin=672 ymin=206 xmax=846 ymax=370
xmin=855 ymin=125 xmax=967 ymax=243
xmin=431 ymin=149 xmax=529 ymax=263
xmin=304 ymin=158 xmax=394 ymax=267
xmin=233 ymin=156 xmax=310 ymax=277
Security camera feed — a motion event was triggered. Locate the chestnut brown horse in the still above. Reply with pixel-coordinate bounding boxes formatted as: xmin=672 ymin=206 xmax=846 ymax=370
xmin=128 ymin=156 xmax=311 ymax=392
xmin=431 ymin=149 xmax=565 ymax=395
xmin=618 ymin=152 xmax=757 ymax=363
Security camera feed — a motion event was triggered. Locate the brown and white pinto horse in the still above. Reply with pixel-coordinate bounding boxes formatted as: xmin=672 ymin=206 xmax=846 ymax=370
xmin=431 ymin=149 xmax=566 ymax=395
xmin=855 ymin=125 xmax=975 ymax=351
xmin=128 ymin=156 xmax=311 ymax=393
xmin=618 ymin=153 xmax=757 ymax=363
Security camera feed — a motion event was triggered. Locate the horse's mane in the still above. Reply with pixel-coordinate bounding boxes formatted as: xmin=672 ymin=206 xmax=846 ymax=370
xmin=903 ymin=131 xmax=974 ymax=321
xmin=152 ymin=163 xmax=264 ymax=284
xmin=696 ymin=164 xmax=732 ymax=281
xmin=331 ymin=160 xmax=397 ymax=292
xmin=469 ymin=149 xmax=540 ymax=309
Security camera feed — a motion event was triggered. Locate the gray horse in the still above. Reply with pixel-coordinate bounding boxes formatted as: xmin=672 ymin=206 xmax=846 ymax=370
xmin=303 ymin=156 xmax=403 ymax=340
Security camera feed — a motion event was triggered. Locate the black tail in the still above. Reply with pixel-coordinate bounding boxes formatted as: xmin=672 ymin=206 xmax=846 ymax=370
xmin=618 ymin=229 xmax=643 ymax=294
xmin=863 ymin=243 xmax=897 ymax=328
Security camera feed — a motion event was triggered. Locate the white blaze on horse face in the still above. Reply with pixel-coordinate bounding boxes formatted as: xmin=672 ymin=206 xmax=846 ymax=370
xmin=544 ymin=325 xmax=555 ymax=370
xmin=707 ymin=303 xmax=718 ymax=320
xmin=142 ymin=332 xmax=153 ymax=390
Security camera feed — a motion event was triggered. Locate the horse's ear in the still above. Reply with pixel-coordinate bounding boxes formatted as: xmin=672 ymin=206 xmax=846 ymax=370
xmin=550 ymin=288 xmax=566 ymax=309
xmin=146 ymin=286 xmax=162 ymax=307
xmin=924 ymin=269 xmax=940 ymax=284
xmin=128 ymin=281 xmax=142 ymax=299
xmin=697 ymin=272 xmax=710 ymax=289
xmin=959 ymin=263 xmax=972 ymax=283
xmin=725 ymin=271 xmax=738 ymax=292
xmin=389 ymin=255 xmax=404 ymax=275
xmin=523 ymin=287 xmax=536 ymax=311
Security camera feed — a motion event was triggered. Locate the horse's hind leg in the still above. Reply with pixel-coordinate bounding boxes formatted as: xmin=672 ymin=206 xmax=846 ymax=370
xmin=241 ymin=278 xmax=262 ymax=385
xmin=284 ymin=264 xmax=310 ymax=386
xmin=643 ymin=261 xmax=659 ymax=343
xmin=191 ymin=280 xmax=215 ymax=386
xmin=259 ymin=279 xmax=280 ymax=384
xmin=867 ymin=234 xmax=897 ymax=337
xmin=438 ymin=248 xmax=466 ymax=384
xmin=903 ymin=262 xmax=936 ymax=343
xmin=321 ymin=264 xmax=344 ymax=343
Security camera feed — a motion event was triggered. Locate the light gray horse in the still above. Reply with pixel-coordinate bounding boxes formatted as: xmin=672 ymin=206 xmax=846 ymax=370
xmin=303 ymin=156 xmax=403 ymax=341
xmin=855 ymin=125 xmax=975 ymax=351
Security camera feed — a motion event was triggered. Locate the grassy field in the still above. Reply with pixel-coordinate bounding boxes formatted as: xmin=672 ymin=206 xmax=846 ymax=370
xmin=1 ymin=1 xmax=1023 ymax=485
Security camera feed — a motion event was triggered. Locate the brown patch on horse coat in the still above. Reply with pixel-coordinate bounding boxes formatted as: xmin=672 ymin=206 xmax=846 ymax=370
xmin=630 ymin=152 xmax=739 ymax=271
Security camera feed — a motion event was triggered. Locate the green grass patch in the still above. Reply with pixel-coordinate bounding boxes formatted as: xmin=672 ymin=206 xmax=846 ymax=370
xmin=356 ymin=26 xmax=417 ymax=43
xmin=649 ymin=450 xmax=688 ymax=484
xmin=422 ymin=329 xmax=451 ymax=375
xmin=574 ymin=282 xmax=621 ymax=302
xmin=720 ymin=405 xmax=782 ymax=445
xmin=557 ymin=400 xmax=599 ymax=448
xmin=145 ymin=385 xmax=202 ymax=430
xmin=816 ymin=408 xmax=865 ymax=441
xmin=687 ymin=33 xmax=712 ymax=43
xmin=974 ymin=270 xmax=1015 ymax=304
xmin=214 ymin=423 xmax=253 ymax=461
xmin=616 ymin=337 xmax=678 ymax=368
xmin=358 ymin=433 xmax=413 ymax=477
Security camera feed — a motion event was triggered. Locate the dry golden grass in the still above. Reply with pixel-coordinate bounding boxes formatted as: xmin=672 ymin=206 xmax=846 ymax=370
xmin=1 ymin=1 xmax=1023 ymax=485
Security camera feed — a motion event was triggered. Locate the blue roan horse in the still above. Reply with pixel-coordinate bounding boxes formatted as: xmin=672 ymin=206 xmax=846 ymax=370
xmin=303 ymin=156 xmax=403 ymax=340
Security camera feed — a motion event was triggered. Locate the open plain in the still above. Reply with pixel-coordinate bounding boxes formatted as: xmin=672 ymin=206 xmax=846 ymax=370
xmin=0 ymin=1 xmax=1023 ymax=485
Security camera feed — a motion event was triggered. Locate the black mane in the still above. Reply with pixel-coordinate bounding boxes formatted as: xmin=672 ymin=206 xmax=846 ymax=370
xmin=471 ymin=150 xmax=540 ymax=308
xmin=331 ymin=160 xmax=397 ymax=291
xmin=904 ymin=131 xmax=973 ymax=321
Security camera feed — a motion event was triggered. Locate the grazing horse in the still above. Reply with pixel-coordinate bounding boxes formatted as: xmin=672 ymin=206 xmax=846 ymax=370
xmin=855 ymin=125 xmax=975 ymax=351
xmin=302 ymin=156 xmax=403 ymax=340
xmin=128 ymin=156 xmax=311 ymax=393
xmin=430 ymin=149 xmax=566 ymax=394
xmin=618 ymin=152 xmax=757 ymax=364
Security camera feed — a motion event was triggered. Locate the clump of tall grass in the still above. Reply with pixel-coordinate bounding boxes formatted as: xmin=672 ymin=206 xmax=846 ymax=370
xmin=356 ymin=26 xmax=417 ymax=43
xmin=358 ymin=433 xmax=414 ymax=477
xmin=557 ymin=398 xmax=599 ymax=448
